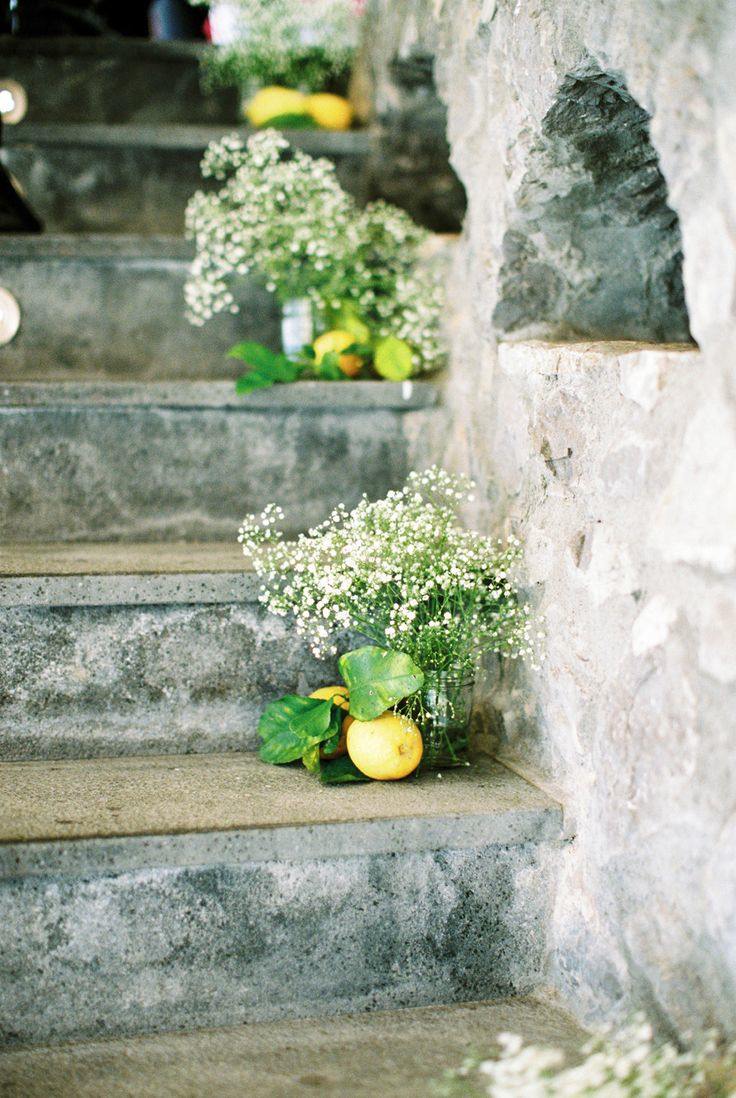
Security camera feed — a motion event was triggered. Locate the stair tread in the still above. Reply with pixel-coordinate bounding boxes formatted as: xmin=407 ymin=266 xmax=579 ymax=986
xmin=1 ymin=541 xmax=245 ymax=577
xmin=0 ymin=540 xmax=259 ymax=607
xmin=0 ymin=996 xmax=585 ymax=1097
xmin=0 ymin=752 xmax=561 ymax=849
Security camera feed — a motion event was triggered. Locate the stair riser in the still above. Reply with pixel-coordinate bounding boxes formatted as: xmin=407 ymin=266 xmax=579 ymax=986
xmin=0 ymin=254 xmax=278 ymax=379
xmin=0 ymin=841 xmax=558 ymax=1046
xmin=0 ymin=405 xmax=434 ymax=542
xmin=0 ymin=44 xmax=239 ymax=125
xmin=3 ymin=140 xmax=370 ymax=234
xmin=0 ymin=602 xmax=346 ymax=761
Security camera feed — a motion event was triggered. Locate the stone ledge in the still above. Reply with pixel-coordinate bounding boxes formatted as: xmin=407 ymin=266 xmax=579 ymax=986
xmin=0 ymin=541 xmax=258 ymax=607
xmin=499 ymin=338 xmax=699 ymax=370
xmin=0 ymin=753 xmax=563 ymax=874
xmin=0 ymin=378 xmax=439 ymax=410
xmin=5 ymin=123 xmax=374 ymax=154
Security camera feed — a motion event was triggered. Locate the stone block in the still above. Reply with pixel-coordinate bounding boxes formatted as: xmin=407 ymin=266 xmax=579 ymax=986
xmin=0 ymin=236 xmax=279 ymax=380
xmin=0 ymin=753 xmax=563 ymax=1046
xmin=0 ymin=37 xmax=239 ymax=125
xmin=3 ymin=126 xmax=373 ymax=234
xmin=0 ymin=381 xmax=439 ymax=542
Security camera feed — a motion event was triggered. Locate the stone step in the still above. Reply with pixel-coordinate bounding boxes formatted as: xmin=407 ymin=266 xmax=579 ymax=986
xmin=3 ymin=125 xmax=373 ymax=234
xmin=0 ymin=996 xmax=586 ymax=1096
xmin=0 ymin=751 xmax=565 ymax=1046
xmin=0 ymin=541 xmax=341 ymax=761
xmin=0 ymin=36 xmax=240 ymax=126
xmin=0 ymin=235 xmax=278 ymax=380
xmin=0 ymin=380 xmax=441 ymax=543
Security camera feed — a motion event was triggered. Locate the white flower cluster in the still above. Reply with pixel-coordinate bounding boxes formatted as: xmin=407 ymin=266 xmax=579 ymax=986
xmin=185 ymin=130 xmax=353 ymax=321
xmin=442 ymin=1015 xmax=736 ymax=1098
xmin=238 ymin=466 xmax=539 ymax=668
xmin=190 ymin=0 xmax=361 ymax=92
xmin=185 ymin=130 xmax=446 ymax=374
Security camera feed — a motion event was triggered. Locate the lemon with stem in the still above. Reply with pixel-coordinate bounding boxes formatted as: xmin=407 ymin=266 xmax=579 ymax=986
xmin=347 ymin=712 xmax=423 ymax=780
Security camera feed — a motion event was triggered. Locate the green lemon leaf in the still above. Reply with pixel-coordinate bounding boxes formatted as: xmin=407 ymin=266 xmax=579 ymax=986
xmin=302 ymin=744 xmax=322 ymax=773
xmin=319 ymin=729 xmax=341 ymax=757
xmin=316 ymin=351 xmax=347 ymax=380
xmin=338 ymin=646 xmax=424 ymax=721
xmin=236 ymin=370 xmax=276 ymax=394
xmin=320 ymin=755 xmax=371 ymax=784
xmin=228 ymin=342 xmax=278 ymax=369
xmin=374 ymin=336 xmax=414 ymax=381
xmin=230 ymin=342 xmax=302 ymax=387
xmin=258 ymin=695 xmax=334 ymax=764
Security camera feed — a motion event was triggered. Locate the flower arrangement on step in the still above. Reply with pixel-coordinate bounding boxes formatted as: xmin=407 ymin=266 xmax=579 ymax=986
xmin=185 ymin=130 xmax=445 ymax=388
xmin=239 ymin=467 xmax=541 ymax=781
xmin=437 ymin=1013 xmax=736 ymax=1097
xmin=189 ymin=0 xmax=363 ymax=130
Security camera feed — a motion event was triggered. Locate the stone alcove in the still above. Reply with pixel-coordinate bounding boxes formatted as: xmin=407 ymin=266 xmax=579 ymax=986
xmin=493 ymin=68 xmax=692 ymax=343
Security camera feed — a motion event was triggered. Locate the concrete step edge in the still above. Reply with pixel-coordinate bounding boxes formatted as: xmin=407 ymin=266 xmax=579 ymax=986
xmin=5 ymin=123 xmax=375 ymax=153
xmin=0 ymin=753 xmax=564 ymax=876
xmin=0 ymin=378 xmax=440 ymax=410
xmin=0 ymin=540 xmax=256 ymax=606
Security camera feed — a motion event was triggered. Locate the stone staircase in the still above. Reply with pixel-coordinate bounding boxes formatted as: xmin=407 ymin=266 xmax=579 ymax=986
xmin=0 ymin=36 xmax=579 ymax=1092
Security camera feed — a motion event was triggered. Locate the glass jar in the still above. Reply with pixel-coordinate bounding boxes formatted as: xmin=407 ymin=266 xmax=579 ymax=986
xmin=281 ymin=297 xmax=314 ymax=358
xmin=417 ymin=672 xmax=474 ymax=770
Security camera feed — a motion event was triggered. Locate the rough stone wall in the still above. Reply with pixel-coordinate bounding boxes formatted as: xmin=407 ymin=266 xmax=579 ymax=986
xmin=369 ymin=0 xmax=736 ymax=1039
xmin=356 ymin=1 xmax=467 ymax=230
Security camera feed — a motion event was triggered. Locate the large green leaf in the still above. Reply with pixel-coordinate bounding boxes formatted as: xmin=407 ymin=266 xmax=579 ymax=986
xmin=236 ymin=371 xmax=277 ymax=394
xmin=374 ymin=336 xmax=414 ymax=381
xmin=258 ymin=695 xmax=334 ymax=764
xmin=338 ymin=646 xmax=424 ymax=721
xmin=228 ymin=342 xmax=279 ymax=370
xmin=231 ymin=342 xmax=302 ymax=394
xmin=320 ymin=755 xmax=371 ymax=784
xmin=316 ymin=355 xmax=349 ymax=386
xmin=302 ymin=744 xmax=321 ymax=773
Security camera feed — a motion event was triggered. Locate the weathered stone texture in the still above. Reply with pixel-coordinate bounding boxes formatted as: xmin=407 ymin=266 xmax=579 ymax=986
xmin=0 ymin=839 xmax=559 ymax=1045
xmin=0 ymin=998 xmax=586 ymax=1098
xmin=3 ymin=127 xmax=372 ymax=234
xmin=0 ymin=237 xmax=279 ymax=380
xmin=357 ymin=2 xmax=466 ymax=231
xmin=371 ymin=0 xmax=736 ymax=1040
xmin=0 ymin=37 xmax=239 ymax=125
xmin=0 ymin=601 xmax=337 ymax=760
xmin=0 ymin=394 xmax=437 ymax=542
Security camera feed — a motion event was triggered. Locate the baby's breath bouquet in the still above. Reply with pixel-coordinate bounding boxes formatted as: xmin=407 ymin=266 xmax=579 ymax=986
xmin=239 ymin=468 xmax=539 ymax=768
xmin=191 ymin=0 xmax=361 ymax=94
xmin=185 ymin=130 xmax=445 ymax=378
xmin=439 ymin=1014 xmax=736 ymax=1097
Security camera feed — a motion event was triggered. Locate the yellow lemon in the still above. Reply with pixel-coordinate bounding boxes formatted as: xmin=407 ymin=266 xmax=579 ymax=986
xmin=306 ymin=93 xmax=354 ymax=131
xmin=313 ymin=329 xmax=363 ymax=378
xmin=310 ymin=685 xmax=353 ymax=759
xmin=347 ymin=712 xmax=423 ymax=780
xmin=245 ymin=86 xmax=308 ymax=128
